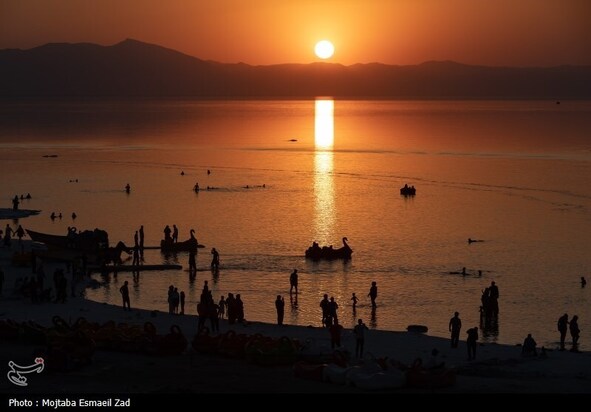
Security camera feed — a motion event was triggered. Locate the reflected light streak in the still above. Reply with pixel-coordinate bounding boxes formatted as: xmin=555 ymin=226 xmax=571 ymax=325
xmin=315 ymin=99 xmax=334 ymax=149
xmin=314 ymin=98 xmax=335 ymax=241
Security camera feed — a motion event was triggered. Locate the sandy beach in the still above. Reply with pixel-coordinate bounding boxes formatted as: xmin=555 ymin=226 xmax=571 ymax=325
xmin=1 ymin=241 xmax=590 ymax=394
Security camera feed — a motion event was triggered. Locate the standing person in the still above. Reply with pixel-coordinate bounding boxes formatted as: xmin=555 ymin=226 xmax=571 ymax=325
xmin=133 ymin=231 xmax=139 ymax=248
xmin=235 ymin=294 xmax=245 ymax=322
xmin=188 ymin=251 xmax=197 ymax=277
xmin=167 ymin=285 xmax=174 ymax=314
xmin=163 ymin=225 xmax=172 ymax=242
xmin=132 ymin=245 xmax=140 ymax=267
xmin=329 ymin=321 xmax=344 ymax=349
xmin=180 ymin=291 xmax=186 ymax=315
xmin=218 ymin=295 xmax=226 ymax=319
xmin=138 ymin=225 xmax=145 ymax=252
xmin=12 ymin=195 xmax=19 ymax=211
xmin=211 ymin=248 xmax=220 ymax=269
xmin=327 ymin=296 xmax=339 ymax=326
xmin=4 ymin=224 xmax=14 ymax=247
xmin=351 ymin=293 xmax=359 ymax=309
xmin=466 ymin=327 xmax=479 ymax=360
xmin=275 ymin=295 xmax=285 ymax=325
xmin=557 ymin=313 xmax=569 ymax=351
xmin=289 ymin=269 xmax=298 ymax=294
xmin=15 ymin=225 xmax=25 ymax=243
xmin=353 ymin=318 xmax=369 ymax=358
xmin=449 ymin=311 xmax=462 ymax=348
xmin=582 ymin=277 xmax=587 ymax=288
xmin=172 ymin=225 xmax=179 ymax=243
xmin=320 ymin=294 xmax=329 ymax=326
xmin=368 ymin=281 xmax=378 ymax=308
xmin=119 ymin=281 xmax=130 ymax=311
xmin=489 ymin=281 xmax=500 ymax=316
xmin=172 ymin=287 xmax=180 ymax=314
xmin=570 ymin=315 xmax=580 ymax=350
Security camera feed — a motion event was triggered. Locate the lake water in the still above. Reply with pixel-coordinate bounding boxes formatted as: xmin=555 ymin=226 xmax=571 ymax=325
xmin=1 ymin=99 xmax=590 ymax=350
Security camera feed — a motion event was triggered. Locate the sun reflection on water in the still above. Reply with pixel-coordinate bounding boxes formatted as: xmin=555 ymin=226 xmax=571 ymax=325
xmin=314 ymin=98 xmax=335 ymax=241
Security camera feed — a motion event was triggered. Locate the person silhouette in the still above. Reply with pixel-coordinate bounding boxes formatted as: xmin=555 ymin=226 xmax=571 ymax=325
xmin=449 ymin=311 xmax=462 ymax=348
xmin=329 ymin=321 xmax=343 ymax=349
xmin=466 ymin=327 xmax=478 ymax=360
xmin=522 ymin=334 xmax=537 ymax=356
xmin=163 ymin=225 xmax=172 ymax=242
xmin=12 ymin=195 xmax=19 ymax=211
xmin=172 ymin=225 xmax=179 ymax=243
xmin=368 ymin=281 xmax=378 ymax=308
xmin=125 ymin=183 xmax=131 ymax=193
xmin=320 ymin=294 xmax=329 ymax=326
xmin=582 ymin=277 xmax=587 ymax=288
xmin=353 ymin=318 xmax=369 ymax=358
xmin=15 ymin=225 xmax=25 ymax=242
xmin=139 ymin=225 xmax=144 ymax=252
xmin=289 ymin=269 xmax=298 ymax=294
xmin=557 ymin=313 xmax=569 ymax=351
xmin=275 ymin=295 xmax=285 ymax=325
xmin=211 ymin=248 xmax=220 ymax=269
xmin=570 ymin=315 xmax=580 ymax=350
xmin=180 ymin=291 xmax=186 ymax=315
xmin=119 ymin=281 xmax=130 ymax=311
xmin=351 ymin=292 xmax=359 ymax=309
xmin=327 ymin=296 xmax=339 ymax=326
xmin=188 ymin=251 xmax=197 ymax=276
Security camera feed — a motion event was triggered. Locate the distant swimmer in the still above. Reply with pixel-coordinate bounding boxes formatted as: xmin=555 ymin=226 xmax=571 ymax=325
xmin=468 ymin=238 xmax=484 ymax=243
xmin=449 ymin=267 xmax=467 ymax=275
xmin=125 ymin=183 xmax=131 ymax=193
xmin=71 ymin=212 xmax=77 ymax=219
xmin=207 ymin=169 xmax=211 ymax=175
xmin=582 ymin=277 xmax=587 ymax=288
xmin=50 ymin=212 xmax=56 ymax=220
xmin=181 ymin=171 xmax=185 ymax=176
xmin=194 ymin=182 xmax=200 ymax=192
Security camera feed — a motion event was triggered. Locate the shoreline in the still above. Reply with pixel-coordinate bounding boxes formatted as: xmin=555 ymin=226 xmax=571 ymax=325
xmin=1 ymin=242 xmax=591 ymax=393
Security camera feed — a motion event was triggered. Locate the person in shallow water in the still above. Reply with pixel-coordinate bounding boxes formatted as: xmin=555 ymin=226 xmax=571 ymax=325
xmin=211 ymin=248 xmax=220 ymax=269
xmin=289 ymin=269 xmax=298 ymax=294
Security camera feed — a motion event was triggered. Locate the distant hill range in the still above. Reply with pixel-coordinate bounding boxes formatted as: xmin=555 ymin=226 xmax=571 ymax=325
xmin=1 ymin=39 xmax=590 ymax=99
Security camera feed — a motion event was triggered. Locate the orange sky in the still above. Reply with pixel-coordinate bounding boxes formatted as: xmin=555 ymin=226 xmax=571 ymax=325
xmin=1 ymin=0 xmax=590 ymax=66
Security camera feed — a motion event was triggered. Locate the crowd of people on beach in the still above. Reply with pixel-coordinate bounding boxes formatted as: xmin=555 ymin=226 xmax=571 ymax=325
xmin=1 ymin=215 xmax=587 ymax=367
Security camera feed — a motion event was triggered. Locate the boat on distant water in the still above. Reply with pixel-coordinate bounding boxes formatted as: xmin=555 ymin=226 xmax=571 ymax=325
xmin=160 ymin=229 xmax=205 ymax=253
xmin=305 ymin=237 xmax=352 ymax=261
xmin=26 ymin=228 xmax=109 ymax=251
xmin=400 ymin=184 xmax=416 ymax=196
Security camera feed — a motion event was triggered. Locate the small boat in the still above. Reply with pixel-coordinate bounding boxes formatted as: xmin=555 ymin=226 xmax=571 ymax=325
xmin=26 ymin=228 xmax=109 ymax=251
xmin=160 ymin=229 xmax=204 ymax=252
xmin=400 ymin=184 xmax=416 ymax=196
xmin=305 ymin=237 xmax=352 ymax=261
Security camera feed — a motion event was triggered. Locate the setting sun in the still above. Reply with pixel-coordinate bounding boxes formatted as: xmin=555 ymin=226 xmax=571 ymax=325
xmin=314 ymin=40 xmax=334 ymax=60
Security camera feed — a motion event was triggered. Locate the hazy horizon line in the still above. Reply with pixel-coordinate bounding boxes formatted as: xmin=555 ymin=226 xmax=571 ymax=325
xmin=3 ymin=38 xmax=589 ymax=70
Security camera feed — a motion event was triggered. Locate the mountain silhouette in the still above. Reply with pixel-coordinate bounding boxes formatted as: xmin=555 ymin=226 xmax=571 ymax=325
xmin=1 ymin=39 xmax=589 ymax=98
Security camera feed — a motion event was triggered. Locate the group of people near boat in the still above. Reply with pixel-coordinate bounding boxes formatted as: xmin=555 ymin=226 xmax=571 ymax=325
xmin=1 ymin=224 xmax=25 ymax=247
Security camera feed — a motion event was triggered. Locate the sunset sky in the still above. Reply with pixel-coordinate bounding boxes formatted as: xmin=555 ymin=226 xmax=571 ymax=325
xmin=1 ymin=0 xmax=589 ymax=66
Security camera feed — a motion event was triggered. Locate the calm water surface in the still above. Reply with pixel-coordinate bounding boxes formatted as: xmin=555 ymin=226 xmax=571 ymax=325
xmin=1 ymin=99 xmax=590 ymax=349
